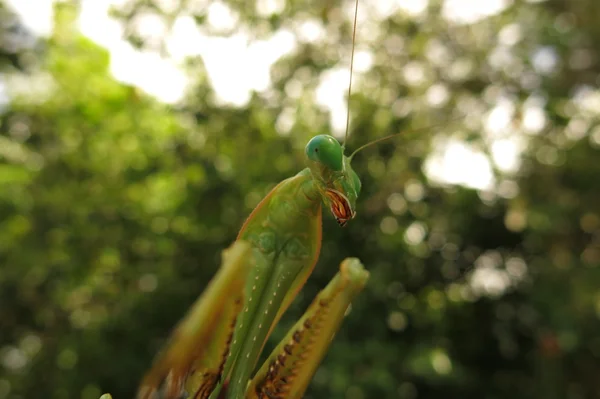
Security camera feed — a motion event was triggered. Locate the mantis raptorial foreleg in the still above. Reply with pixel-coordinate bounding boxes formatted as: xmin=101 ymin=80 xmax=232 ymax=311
xmin=137 ymin=241 xmax=252 ymax=399
xmin=100 ymin=251 xmax=368 ymax=399
xmin=130 ymin=250 xmax=368 ymax=399
xmin=247 ymin=258 xmax=369 ymax=399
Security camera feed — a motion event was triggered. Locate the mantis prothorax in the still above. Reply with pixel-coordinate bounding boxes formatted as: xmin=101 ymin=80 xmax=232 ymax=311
xmin=117 ymin=0 xmax=425 ymax=398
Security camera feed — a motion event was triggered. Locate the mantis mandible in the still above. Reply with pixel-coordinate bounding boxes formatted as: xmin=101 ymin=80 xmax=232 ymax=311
xmin=119 ymin=0 xmax=412 ymax=398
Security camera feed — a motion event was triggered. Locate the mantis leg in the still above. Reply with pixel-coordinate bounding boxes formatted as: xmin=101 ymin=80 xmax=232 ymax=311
xmin=246 ymin=258 xmax=370 ymax=399
xmin=137 ymin=241 xmax=252 ymax=399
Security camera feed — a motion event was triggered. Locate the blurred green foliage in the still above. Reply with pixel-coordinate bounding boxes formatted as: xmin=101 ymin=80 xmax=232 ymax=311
xmin=1 ymin=1 xmax=600 ymax=398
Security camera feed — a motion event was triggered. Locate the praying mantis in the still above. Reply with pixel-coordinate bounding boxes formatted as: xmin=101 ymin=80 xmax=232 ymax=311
xmin=102 ymin=1 xmax=417 ymax=398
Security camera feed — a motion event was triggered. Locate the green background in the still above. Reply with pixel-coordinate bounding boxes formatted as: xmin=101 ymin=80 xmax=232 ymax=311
xmin=1 ymin=1 xmax=599 ymax=398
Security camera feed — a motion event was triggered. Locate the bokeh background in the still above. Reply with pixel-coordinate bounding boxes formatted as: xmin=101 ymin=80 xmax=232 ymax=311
xmin=1 ymin=0 xmax=600 ymax=398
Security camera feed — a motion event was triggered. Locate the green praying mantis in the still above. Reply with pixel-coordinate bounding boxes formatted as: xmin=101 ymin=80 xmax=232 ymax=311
xmin=101 ymin=1 xmax=426 ymax=398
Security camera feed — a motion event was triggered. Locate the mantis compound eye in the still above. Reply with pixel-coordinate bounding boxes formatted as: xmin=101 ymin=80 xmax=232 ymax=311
xmin=305 ymin=135 xmax=343 ymax=172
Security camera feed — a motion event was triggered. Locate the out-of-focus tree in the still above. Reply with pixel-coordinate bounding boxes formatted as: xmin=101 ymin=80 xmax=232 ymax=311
xmin=1 ymin=1 xmax=599 ymax=399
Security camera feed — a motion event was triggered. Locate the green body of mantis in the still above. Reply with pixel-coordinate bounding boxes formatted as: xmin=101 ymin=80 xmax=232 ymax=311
xmin=220 ymin=138 xmax=363 ymax=398
xmin=134 ymin=135 xmax=368 ymax=399
xmin=107 ymin=1 xmax=379 ymax=398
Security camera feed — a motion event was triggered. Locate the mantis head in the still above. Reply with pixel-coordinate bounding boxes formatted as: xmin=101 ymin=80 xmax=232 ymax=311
xmin=305 ymin=135 xmax=361 ymax=227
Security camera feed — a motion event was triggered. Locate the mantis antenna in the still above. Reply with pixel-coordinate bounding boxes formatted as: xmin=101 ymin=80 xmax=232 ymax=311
xmin=343 ymin=0 xmax=360 ymax=149
xmin=341 ymin=0 xmax=462 ymax=159
xmin=348 ymin=116 xmax=464 ymax=160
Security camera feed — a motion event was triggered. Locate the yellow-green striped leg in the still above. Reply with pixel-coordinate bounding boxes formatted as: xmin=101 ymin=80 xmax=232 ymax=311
xmin=137 ymin=241 xmax=252 ymax=399
xmin=246 ymin=258 xmax=369 ymax=399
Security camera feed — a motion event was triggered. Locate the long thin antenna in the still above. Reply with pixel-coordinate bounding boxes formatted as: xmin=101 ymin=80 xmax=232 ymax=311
xmin=348 ymin=117 xmax=464 ymax=160
xmin=343 ymin=0 xmax=359 ymax=148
